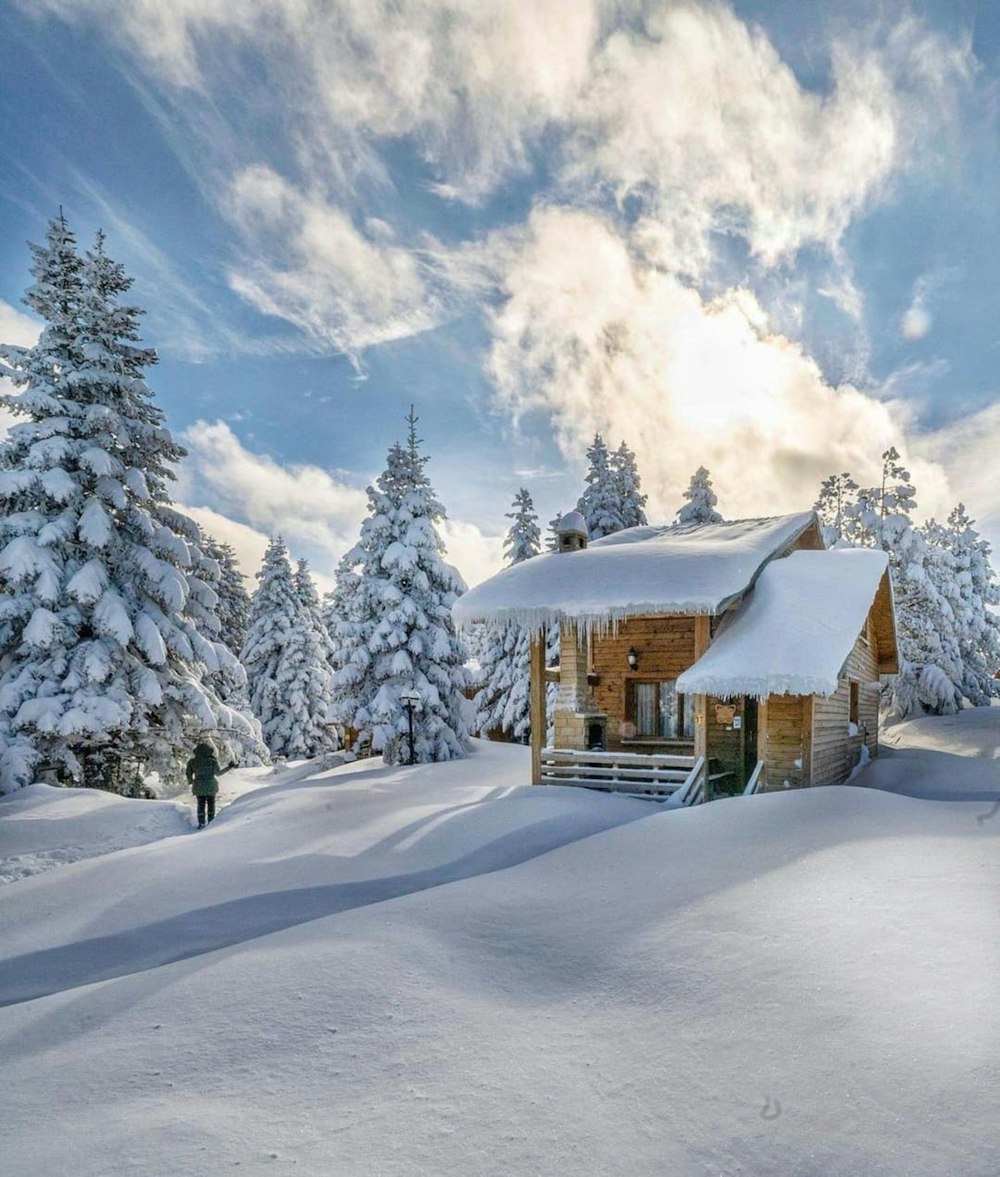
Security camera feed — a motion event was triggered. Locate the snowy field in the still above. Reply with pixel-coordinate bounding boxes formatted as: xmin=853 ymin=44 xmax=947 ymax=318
xmin=2 ymin=728 xmax=1000 ymax=1175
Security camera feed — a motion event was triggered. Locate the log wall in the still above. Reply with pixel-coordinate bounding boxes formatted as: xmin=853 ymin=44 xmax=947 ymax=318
xmin=589 ymin=616 xmax=697 ymax=749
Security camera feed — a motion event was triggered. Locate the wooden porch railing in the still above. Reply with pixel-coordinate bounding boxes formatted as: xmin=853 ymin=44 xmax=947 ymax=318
xmin=539 ymin=748 xmax=706 ymax=804
xmin=743 ymin=760 xmax=765 ymax=795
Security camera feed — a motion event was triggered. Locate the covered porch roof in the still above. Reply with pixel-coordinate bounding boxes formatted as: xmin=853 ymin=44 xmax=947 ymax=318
xmin=676 ymin=548 xmax=896 ymax=700
xmin=454 ymin=512 xmax=820 ymax=632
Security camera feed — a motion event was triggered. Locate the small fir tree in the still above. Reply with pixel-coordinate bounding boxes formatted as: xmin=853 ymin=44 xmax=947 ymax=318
xmin=577 ymin=434 xmax=625 ymax=538
xmin=676 ymin=466 xmax=723 ymax=525
xmin=242 ymin=538 xmax=336 ymax=758
xmin=813 ymin=472 xmax=859 ymax=547
xmin=612 ymin=441 xmax=648 ymax=529
xmin=333 ymin=412 xmax=469 ymax=764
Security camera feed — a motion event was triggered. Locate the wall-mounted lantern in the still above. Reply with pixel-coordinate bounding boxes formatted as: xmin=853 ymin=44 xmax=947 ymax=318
xmin=627 ymin=647 xmax=638 ymax=671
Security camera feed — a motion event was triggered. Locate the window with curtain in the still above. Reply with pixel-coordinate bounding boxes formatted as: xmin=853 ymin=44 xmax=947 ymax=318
xmin=629 ymin=680 xmax=693 ymax=739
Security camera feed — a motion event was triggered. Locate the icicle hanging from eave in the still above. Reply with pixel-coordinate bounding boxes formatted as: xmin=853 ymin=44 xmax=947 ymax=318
xmin=451 ymin=601 xmax=717 ymax=640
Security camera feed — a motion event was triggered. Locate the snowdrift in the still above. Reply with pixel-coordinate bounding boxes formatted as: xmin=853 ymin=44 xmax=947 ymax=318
xmin=2 ymin=733 xmax=999 ymax=1175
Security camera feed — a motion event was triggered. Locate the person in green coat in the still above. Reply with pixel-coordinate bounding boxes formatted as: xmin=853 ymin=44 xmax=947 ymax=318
xmin=186 ymin=742 xmax=229 ymax=828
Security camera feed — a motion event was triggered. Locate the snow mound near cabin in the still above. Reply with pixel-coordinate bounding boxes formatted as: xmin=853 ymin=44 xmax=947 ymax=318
xmin=0 ymin=784 xmax=189 ymax=884
xmin=859 ymin=707 xmax=1000 ymax=801
xmin=2 ymin=737 xmax=1000 ymax=1175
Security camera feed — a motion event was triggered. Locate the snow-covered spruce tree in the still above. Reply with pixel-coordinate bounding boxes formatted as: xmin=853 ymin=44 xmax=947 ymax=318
xmin=333 ymin=413 xmax=469 ymax=764
xmin=474 ymin=488 xmax=540 ymax=740
xmin=813 ymin=472 xmax=859 ymax=547
xmin=288 ymin=557 xmax=338 ymax=753
xmin=612 ymin=441 xmax=648 ymax=529
xmin=200 ymin=531 xmax=251 ymax=656
xmin=241 ymin=538 xmax=335 ymax=758
xmin=845 ymin=448 xmax=962 ymax=717
xmin=930 ymin=505 xmax=1000 ymax=705
xmin=676 ymin=466 xmax=723 ymax=525
xmin=0 ymin=217 xmax=259 ymax=792
xmin=577 ymin=433 xmax=626 ymax=539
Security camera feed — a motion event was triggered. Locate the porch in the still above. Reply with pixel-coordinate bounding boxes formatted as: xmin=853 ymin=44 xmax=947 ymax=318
xmin=538 ymin=747 xmax=766 ymax=803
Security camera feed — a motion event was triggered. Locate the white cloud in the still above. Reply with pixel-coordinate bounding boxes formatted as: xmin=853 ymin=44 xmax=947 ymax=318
xmin=486 ymin=206 xmax=956 ymax=524
xmin=33 ymin=1 xmax=972 ymax=363
xmin=226 ymin=166 xmax=442 ymax=360
xmin=901 ymin=302 xmax=933 ymax=342
xmin=179 ymin=419 xmax=368 ymax=565
xmin=439 ymin=519 xmax=505 ymax=592
xmin=178 ymin=419 xmax=502 ymax=590
xmin=915 ymin=403 xmax=1000 ymax=557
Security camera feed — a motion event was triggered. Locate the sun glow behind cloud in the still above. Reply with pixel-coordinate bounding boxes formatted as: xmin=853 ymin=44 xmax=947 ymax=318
xmin=17 ymin=0 xmax=999 ymax=568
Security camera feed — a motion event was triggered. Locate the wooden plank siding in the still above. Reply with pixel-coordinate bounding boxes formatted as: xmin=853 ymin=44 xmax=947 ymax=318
xmin=589 ymin=616 xmax=698 ymax=750
xmin=810 ymin=624 xmax=880 ymax=785
xmin=761 ymin=695 xmax=809 ymax=789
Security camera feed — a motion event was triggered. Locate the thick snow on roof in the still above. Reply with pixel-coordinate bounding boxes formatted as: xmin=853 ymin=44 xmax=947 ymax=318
xmin=676 ymin=548 xmax=890 ymax=700
xmin=455 ymin=512 xmax=818 ymax=630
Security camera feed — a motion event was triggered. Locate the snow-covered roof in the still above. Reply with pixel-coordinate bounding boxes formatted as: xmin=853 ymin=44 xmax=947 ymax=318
xmin=676 ymin=548 xmax=892 ymax=700
xmin=454 ymin=512 xmax=819 ymax=631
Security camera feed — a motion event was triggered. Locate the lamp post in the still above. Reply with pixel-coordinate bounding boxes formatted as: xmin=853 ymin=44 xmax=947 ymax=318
xmin=400 ymin=689 xmax=421 ymax=765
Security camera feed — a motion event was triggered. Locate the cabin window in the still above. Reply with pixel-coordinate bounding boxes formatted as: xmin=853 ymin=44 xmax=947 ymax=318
xmin=627 ymin=680 xmax=694 ymax=740
xmin=849 ymin=681 xmax=860 ymax=727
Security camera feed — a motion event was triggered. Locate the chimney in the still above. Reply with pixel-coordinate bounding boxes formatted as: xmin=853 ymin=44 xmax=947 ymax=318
xmin=556 ymin=510 xmax=589 ymax=553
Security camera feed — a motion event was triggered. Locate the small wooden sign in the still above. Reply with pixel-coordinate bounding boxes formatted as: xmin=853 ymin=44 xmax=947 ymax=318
xmin=715 ymin=703 xmax=736 ymax=724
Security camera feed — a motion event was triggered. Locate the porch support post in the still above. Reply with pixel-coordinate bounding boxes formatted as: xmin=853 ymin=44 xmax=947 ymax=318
xmin=693 ymin=615 xmax=711 ymax=793
xmin=530 ymin=627 xmax=547 ymax=786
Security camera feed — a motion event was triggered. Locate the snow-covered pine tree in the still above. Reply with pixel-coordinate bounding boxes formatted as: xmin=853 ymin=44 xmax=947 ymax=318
xmin=333 ymin=412 xmax=469 ymax=764
xmin=932 ymin=505 xmax=1000 ymax=705
xmin=813 ymin=472 xmax=859 ymax=546
xmin=474 ymin=488 xmax=540 ymax=740
xmin=676 ymin=466 xmax=723 ymax=525
xmin=200 ymin=531 xmax=251 ymax=656
xmin=612 ymin=441 xmax=648 ymax=529
xmin=845 ymin=448 xmax=962 ymax=717
xmin=505 ymin=488 xmax=541 ymax=564
xmin=0 ymin=217 xmax=260 ymax=792
xmin=287 ymin=558 xmax=338 ymax=755
xmin=241 ymin=537 xmax=335 ymax=758
xmin=577 ymin=433 xmax=625 ymax=538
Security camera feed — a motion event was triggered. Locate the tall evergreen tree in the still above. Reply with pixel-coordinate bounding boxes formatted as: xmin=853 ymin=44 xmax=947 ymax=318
xmin=843 ymin=448 xmax=962 ymax=717
xmin=934 ymin=505 xmax=1000 ymax=705
xmin=333 ymin=412 xmax=469 ymax=764
xmin=577 ymin=433 xmax=624 ymax=538
xmin=475 ymin=489 xmax=541 ymax=740
xmin=676 ymin=466 xmax=723 ymax=525
xmin=200 ymin=531 xmax=251 ymax=656
xmin=0 ymin=216 xmax=259 ymax=792
xmin=612 ymin=441 xmax=648 ymax=529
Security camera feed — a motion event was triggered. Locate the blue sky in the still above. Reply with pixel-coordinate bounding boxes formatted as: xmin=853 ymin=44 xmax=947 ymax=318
xmin=2 ymin=0 xmax=999 ymax=589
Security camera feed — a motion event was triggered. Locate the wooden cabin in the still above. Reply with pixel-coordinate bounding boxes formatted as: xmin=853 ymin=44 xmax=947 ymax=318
xmin=454 ymin=511 xmax=898 ymax=801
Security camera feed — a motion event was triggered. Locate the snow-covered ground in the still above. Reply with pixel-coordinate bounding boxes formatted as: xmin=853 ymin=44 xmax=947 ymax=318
xmin=2 ymin=728 xmax=999 ymax=1174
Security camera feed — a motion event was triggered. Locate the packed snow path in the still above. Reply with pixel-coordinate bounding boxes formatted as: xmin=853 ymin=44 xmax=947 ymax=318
xmin=0 ymin=744 xmax=652 ymax=1007
xmin=2 ymin=731 xmax=1000 ymax=1174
